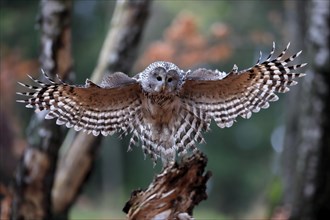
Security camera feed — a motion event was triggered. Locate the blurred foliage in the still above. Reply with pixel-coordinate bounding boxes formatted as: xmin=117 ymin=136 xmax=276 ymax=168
xmin=0 ymin=0 xmax=293 ymax=218
xmin=136 ymin=12 xmax=233 ymax=70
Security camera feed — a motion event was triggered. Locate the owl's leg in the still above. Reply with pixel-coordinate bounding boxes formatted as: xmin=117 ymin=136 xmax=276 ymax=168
xmin=160 ymin=147 xmax=176 ymax=167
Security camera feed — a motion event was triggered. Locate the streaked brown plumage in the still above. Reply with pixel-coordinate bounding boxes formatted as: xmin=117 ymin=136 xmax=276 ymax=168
xmin=17 ymin=43 xmax=306 ymax=165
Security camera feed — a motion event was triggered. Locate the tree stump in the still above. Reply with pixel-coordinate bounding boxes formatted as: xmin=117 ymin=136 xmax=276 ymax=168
xmin=123 ymin=151 xmax=211 ymax=220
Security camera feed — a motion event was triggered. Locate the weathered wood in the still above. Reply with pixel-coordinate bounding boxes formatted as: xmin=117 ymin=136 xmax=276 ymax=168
xmin=124 ymin=152 xmax=211 ymax=220
xmin=11 ymin=0 xmax=73 ymax=219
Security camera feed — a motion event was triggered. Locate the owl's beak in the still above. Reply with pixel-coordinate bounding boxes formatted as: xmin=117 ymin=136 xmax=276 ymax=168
xmin=161 ymin=84 xmax=166 ymax=92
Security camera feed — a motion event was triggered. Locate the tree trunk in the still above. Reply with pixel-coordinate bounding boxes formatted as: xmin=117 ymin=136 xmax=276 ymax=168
xmin=282 ymin=0 xmax=330 ymax=219
xmin=11 ymin=0 xmax=73 ymax=219
xmin=51 ymin=0 xmax=151 ymax=217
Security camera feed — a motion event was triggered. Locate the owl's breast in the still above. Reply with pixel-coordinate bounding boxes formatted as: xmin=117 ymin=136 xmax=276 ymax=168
xmin=142 ymin=94 xmax=180 ymax=126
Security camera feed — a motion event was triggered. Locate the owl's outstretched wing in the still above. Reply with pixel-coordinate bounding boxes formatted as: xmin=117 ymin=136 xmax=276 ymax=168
xmin=180 ymin=42 xmax=307 ymax=129
xmin=17 ymin=72 xmax=142 ymax=136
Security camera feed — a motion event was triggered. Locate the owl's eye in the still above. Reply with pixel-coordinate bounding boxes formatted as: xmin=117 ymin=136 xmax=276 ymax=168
xmin=167 ymin=78 xmax=172 ymax=83
xmin=156 ymin=76 xmax=162 ymax=81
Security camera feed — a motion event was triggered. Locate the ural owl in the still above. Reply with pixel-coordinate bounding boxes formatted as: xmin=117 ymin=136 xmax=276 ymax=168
xmin=17 ymin=43 xmax=306 ymax=165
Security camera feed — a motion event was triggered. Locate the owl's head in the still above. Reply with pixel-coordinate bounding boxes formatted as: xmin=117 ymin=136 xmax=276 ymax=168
xmin=139 ymin=61 xmax=184 ymax=94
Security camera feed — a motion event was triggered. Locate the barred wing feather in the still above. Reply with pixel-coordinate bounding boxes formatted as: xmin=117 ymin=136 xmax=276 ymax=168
xmin=17 ymin=72 xmax=142 ymax=137
xmin=181 ymin=42 xmax=307 ymax=129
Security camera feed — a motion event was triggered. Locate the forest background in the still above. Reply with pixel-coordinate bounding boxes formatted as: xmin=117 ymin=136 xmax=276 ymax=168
xmin=1 ymin=0 xmax=329 ymax=219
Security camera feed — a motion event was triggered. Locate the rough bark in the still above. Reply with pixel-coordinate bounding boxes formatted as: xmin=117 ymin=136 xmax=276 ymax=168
xmin=123 ymin=152 xmax=211 ymax=220
xmin=51 ymin=0 xmax=151 ymax=215
xmin=282 ymin=0 xmax=330 ymax=219
xmin=11 ymin=0 xmax=73 ymax=219
xmin=0 ymin=184 xmax=12 ymax=220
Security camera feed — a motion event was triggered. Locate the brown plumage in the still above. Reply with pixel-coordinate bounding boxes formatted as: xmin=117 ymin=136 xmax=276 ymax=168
xmin=17 ymin=43 xmax=306 ymax=165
